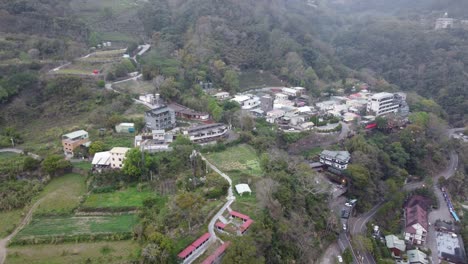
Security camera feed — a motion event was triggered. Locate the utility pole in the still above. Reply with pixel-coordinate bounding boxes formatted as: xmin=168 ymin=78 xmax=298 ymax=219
xmin=10 ymin=137 xmax=15 ymax=147
xmin=190 ymin=150 xmax=198 ymax=189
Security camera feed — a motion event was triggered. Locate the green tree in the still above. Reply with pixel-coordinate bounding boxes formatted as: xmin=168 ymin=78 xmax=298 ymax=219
xmin=388 ymin=142 xmax=410 ymax=167
xmin=222 ymin=70 xmax=239 ymax=94
xmin=342 ymin=248 xmax=353 ymax=264
xmin=23 ymin=156 xmax=40 ymax=171
xmin=122 ymin=148 xmax=144 ymax=179
xmin=89 ymin=141 xmax=106 ymax=155
xmin=42 ymin=155 xmax=72 ymax=176
xmin=223 ymin=236 xmax=264 ymax=264
xmin=174 ymin=192 xmax=205 ymax=230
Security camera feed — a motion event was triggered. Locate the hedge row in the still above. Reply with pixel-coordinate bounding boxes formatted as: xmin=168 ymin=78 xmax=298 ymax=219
xmin=10 ymin=232 xmax=133 ymax=246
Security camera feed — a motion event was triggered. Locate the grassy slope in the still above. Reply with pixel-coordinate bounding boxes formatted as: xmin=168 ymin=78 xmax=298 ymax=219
xmin=82 ymin=187 xmax=160 ymax=208
xmin=0 ymin=209 xmax=23 ymax=239
xmin=0 ymin=152 xmax=19 ymax=159
xmin=16 ymin=214 xmax=137 ymax=238
xmin=206 ymin=144 xmax=262 ymax=181
xmin=7 ymin=240 xmax=139 ymax=264
xmin=34 ymin=173 xmax=86 ymax=216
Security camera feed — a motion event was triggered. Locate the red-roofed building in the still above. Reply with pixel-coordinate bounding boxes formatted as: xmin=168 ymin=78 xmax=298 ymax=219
xmin=405 ymin=204 xmax=428 ymax=245
xmin=178 ymin=245 xmax=196 ymax=260
xmin=230 ymin=211 xmax=250 ymax=222
xmin=215 ymin=221 xmax=226 ymax=230
xmin=191 ymin=233 xmax=211 ymax=249
xmin=240 ymin=219 xmax=254 ymax=234
xmin=201 ymin=242 xmax=231 ymax=264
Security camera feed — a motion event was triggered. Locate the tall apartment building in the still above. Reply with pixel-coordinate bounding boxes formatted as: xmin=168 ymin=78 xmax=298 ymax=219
xmin=366 ymin=92 xmax=401 ymax=116
xmin=260 ymin=95 xmax=274 ymax=113
xmin=110 ymin=147 xmax=130 ymax=169
xmin=144 ymin=105 xmax=176 ymax=131
xmin=62 ymin=130 xmax=90 ymax=157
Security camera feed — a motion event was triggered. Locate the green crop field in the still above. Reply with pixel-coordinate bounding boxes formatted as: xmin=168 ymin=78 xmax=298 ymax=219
xmin=7 ymin=240 xmax=140 ymax=264
xmin=34 ymin=173 xmax=86 ymax=216
xmin=83 ymin=187 xmax=163 ymax=209
xmin=16 ymin=214 xmax=137 ymax=238
xmin=206 ymin=144 xmax=262 ymax=178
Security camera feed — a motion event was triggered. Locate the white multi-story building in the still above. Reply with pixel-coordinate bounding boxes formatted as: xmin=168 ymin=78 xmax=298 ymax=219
xmin=110 ymin=147 xmax=130 ymax=169
xmin=319 ymin=150 xmax=350 ymax=170
xmin=185 ymin=123 xmax=229 ymax=143
xmin=230 ymin=95 xmax=260 ymax=110
xmin=366 ymin=92 xmax=400 ymax=116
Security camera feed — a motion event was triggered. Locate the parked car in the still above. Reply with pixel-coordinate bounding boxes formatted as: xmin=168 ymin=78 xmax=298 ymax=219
xmin=343 ymin=223 xmax=347 ymax=231
xmin=337 ymin=255 xmax=343 ymax=263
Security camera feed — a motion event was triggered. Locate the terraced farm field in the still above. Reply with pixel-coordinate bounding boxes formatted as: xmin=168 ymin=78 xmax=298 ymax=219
xmin=15 ymin=214 xmax=137 ymax=238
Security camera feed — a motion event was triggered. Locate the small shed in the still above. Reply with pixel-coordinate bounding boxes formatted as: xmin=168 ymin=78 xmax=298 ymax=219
xmin=235 ymin=184 xmax=252 ymax=196
xmin=115 ymin=123 xmax=135 ymax=133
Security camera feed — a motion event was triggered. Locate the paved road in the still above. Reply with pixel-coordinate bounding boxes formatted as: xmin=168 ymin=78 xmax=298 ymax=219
xmin=0 ymin=197 xmax=45 ymax=264
xmin=0 ymin=148 xmax=41 ymax=160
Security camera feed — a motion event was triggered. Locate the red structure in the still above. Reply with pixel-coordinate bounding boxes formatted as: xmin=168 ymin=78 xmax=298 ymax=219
xmin=201 ymin=242 xmax=231 ymax=264
xmin=215 ymin=221 xmax=226 ymax=230
xmin=178 ymin=245 xmax=196 ymax=260
xmin=177 ymin=233 xmax=211 ymax=260
xmin=93 ymin=69 xmax=99 ymax=74
xmin=229 ymin=211 xmax=250 ymax=222
xmin=365 ymin=123 xmax=377 ymax=129
xmin=240 ymin=219 xmax=254 ymax=234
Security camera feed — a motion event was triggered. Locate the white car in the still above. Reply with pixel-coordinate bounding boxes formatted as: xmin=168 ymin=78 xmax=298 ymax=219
xmin=343 ymin=224 xmax=347 ymax=231
xmin=337 ymin=255 xmax=343 ymax=263
xmin=345 ymin=202 xmax=352 ymax=207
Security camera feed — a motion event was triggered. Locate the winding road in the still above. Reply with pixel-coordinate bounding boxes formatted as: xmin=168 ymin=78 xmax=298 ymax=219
xmin=181 ymin=152 xmax=235 ymax=264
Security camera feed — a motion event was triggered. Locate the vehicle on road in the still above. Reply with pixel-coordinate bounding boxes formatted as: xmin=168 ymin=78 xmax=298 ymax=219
xmin=337 ymin=255 xmax=343 ymax=263
xmin=343 ymin=223 xmax=347 ymax=231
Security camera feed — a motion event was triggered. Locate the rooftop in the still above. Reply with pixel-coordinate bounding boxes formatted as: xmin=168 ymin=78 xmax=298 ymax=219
xmin=235 ymin=184 xmax=252 ymax=195
xmin=91 ymin=151 xmax=111 ymax=166
xmin=371 ymin=92 xmax=394 ymax=100
xmin=63 ymin=130 xmax=88 ymax=139
xmin=320 ymin=150 xmax=351 ymax=162
xmin=407 ymin=249 xmax=428 ymax=264
xmin=385 ymin=235 xmax=406 ymax=252
xmin=230 ymin=211 xmax=250 ymax=220
xmin=117 ymin=122 xmax=134 ymax=126
xmin=110 ymin=147 xmax=130 ymax=154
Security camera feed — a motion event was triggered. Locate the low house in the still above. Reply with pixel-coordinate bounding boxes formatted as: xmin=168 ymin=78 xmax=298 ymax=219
xmin=213 ymin=92 xmax=230 ymax=100
xmin=62 ymin=130 xmax=90 ymax=157
xmin=319 ymin=150 xmax=351 ymax=170
xmin=201 ymin=242 xmax=231 ymax=264
xmin=115 ymin=123 xmax=135 ymax=133
xmin=110 ymin=147 xmax=130 ymax=169
xmin=185 ymin=123 xmax=229 ymax=143
xmin=240 ymin=219 xmax=254 ymax=234
xmin=292 ymin=86 xmax=306 ymax=95
xmin=235 ymin=184 xmax=252 ymax=196
xmin=230 ymin=211 xmax=250 ymax=222
xmin=177 ymin=233 xmax=211 ymax=261
xmin=91 ymin=151 xmax=111 ymax=171
xmin=168 ymin=102 xmax=210 ymax=121
xmin=215 ymin=221 xmax=226 ymax=231
xmin=385 ymin=235 xmax=406 ymax=258
xmin=135 ymin=130 xmax=174 ymax=152
xmin=407 ymin=249 xmax=428 ymax=264
xmin=250 ymin=109 xmax=264 ymax=118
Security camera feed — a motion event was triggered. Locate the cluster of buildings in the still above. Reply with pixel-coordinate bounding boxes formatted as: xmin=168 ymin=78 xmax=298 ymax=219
xmin=383 ymin=195 xmax=466 ymax=264
xmin=434 ymin=13 xmax=468 ymax=30
xmin=212 ymin=85 xmax=408 ymax=132
xmin=61 ymin=129 xmax=131 ymax=172
xmin=136 ymin=94 xmax=230 ymax=151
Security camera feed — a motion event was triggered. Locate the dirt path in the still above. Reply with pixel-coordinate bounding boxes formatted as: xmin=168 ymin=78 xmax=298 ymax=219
xmin=0 ymin=197 xmax=44 ymax=264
